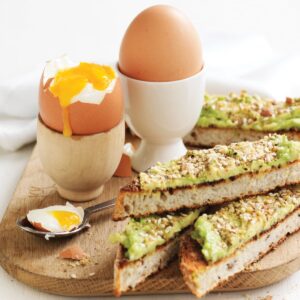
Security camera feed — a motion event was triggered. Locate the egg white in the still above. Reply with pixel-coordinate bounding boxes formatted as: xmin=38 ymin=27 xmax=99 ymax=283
xmin=70 ymin=79 xmax=116 ymax=105
xmin=43 ymin=54 xmax=78 ymax=85
xmin=43 ymin=55 xmax=117 ymax=105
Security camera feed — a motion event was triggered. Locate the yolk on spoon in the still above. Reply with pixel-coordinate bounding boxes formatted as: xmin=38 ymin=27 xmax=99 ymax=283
xmin=50 ymin=210 xmax=82 ymax=232
xmin=49 ymin=63 xmax=115 ymax=136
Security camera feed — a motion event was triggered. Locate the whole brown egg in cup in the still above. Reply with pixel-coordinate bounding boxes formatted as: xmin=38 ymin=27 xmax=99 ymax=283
xmin=37 ymin=55 xmax=125 ymax=201
xmin=119 ymin=5 xmax=203 ymax=81
xmin=118 ymin=5 xmax=205 ymax=172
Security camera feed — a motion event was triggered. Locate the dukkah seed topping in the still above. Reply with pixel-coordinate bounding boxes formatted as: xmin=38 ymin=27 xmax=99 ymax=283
xmin=110 ymin=209 xmax=201 ymax=261
xmin=139 ymin=134 xmax=300 ymax=191
xmin=192 ymin=185 xmax=300 ymax=263
xmin=213 ymin=188 xmax=298 ymax=243
xmin=197 ymin=91 xmax=300 ymax=131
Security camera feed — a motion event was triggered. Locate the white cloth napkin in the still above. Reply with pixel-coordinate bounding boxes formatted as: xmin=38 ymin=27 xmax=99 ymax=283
xmin=1 ymin=31 xmax=300 ymax=151
xmin=0 ymin=70 xmax=40 ymax=151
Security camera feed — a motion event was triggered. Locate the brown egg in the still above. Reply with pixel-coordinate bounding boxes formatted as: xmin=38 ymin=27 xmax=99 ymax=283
xmin=39 ymin=77 xmax=124 ymax=135
xmin=119 ymin=5 xmax=203 ymax=82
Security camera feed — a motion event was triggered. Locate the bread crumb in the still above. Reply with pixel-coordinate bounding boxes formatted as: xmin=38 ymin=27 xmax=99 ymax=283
xmin=259 ymin=295 xmax=272 ymax=300
xmin=69 ymin=261 xmax=80 ymax=267
xmin=70 ymin=273 xmax=77 ymax=279
xmin=80 ymin=257 xmax=90 ymax=266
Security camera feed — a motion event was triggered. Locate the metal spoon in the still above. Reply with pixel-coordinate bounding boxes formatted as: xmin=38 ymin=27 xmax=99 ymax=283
xmin=16 ymin=198 xmax=115 ymax=239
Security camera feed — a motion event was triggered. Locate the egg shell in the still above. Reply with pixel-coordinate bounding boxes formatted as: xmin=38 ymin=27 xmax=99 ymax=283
xmin=30 ymin=221 xmax=49 ymax=232
xmin=119 ymin=5 xmax=203 ymax=82
xmin=59 ymin=244 xmax=88 ymax=260
xmin=39 ymin=77 xmax=124 ymax=135
xmin=114 ymin=154 xmax=132 ymax=177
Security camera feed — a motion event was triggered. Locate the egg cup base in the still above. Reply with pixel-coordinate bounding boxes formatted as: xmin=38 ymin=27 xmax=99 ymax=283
xmin=131 ymin=138 xmax=186 ymax=172
xmin=57 ymin=185 xmax=104 ymax=202
xmin=119 ymin=66 xmax=205 ymax=171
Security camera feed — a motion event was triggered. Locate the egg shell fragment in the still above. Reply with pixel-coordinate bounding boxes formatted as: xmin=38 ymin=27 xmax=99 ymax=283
xmin=114 ymin=154 xmax=132 ymax=177
xmin=59 ymin=244 xmax=89 ymax=260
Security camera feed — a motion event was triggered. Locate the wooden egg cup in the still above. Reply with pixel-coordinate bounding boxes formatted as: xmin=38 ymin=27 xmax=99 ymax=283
xmin=37 ymin=117 xmax=125 ymax=201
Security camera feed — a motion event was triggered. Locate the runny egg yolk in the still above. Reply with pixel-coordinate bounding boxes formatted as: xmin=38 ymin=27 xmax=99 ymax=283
xmin=49 ymin=63 xmax=115 ymax=136
xmin=49 ymin=210 xmax=82 ymax=231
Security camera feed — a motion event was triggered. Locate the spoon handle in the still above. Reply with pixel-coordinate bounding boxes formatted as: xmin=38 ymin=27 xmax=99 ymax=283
xmin=84 ymin=198 xmax=115 ymax=216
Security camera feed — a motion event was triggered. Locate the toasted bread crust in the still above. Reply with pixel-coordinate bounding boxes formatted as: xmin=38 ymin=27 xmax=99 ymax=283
xmin=114 ymin=238 xmax=179 ymax=297
xmin=113 ymin=161 xmax=300 ymax=220
xmin=184 ymin=127 xmax=300 ymax=147
xmin=179 ymin=206 xmax=300 ymax=298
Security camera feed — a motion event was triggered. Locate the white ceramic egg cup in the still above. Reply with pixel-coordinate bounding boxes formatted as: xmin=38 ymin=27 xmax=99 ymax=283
xmin=118 ymin=67 xmax=205 ymax=172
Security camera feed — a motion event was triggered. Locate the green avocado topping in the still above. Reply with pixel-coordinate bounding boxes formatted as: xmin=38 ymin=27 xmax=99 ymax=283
xmin=139 ymin=134 xmax=300 ymax=191
xmin=191 ymin=186 xmax=300 ymax=264
xmin=110 ymin=209 xmax=201 ymax=261
xmin=197 ymin=91 xmax=300 ymax=131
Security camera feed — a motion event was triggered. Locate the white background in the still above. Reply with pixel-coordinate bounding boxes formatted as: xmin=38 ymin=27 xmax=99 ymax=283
xmin=1 ymin=0 xmax=300 ymax=299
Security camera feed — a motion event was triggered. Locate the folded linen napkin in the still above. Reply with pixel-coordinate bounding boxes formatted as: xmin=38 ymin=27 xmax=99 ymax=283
xmin=1 ymin=31 xmax=300 ymax=151
xmin=0 ymin=70 xmax=40 ymax=151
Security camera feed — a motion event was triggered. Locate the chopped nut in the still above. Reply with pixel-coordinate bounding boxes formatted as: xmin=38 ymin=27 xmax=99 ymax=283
xmin=286 ymin=97 xmax=294 ymax=105
xmin=260 ymin=108 xmax=272 ymax=117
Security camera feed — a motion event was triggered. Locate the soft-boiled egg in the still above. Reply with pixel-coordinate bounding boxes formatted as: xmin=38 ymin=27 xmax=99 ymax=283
xmin=27 ymin=202 xmax=84 ymax=233
xmin=119 ymin=5 xmax=203 ymax=82
xmin=39 ymin=55 xmax=124 ymax=136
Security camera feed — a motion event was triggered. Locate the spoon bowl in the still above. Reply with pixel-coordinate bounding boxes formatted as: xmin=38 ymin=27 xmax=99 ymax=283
xmin=16 ymin=198 xmax=115 ymax=239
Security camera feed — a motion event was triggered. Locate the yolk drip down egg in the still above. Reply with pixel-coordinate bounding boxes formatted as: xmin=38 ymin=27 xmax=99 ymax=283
xmin=27 ymin=202 xmax=84 ymax=233
xmin=39 ymin=55 xmax=124 ymax=136
xmin=49 ymin=62 xmax=115 ymax=136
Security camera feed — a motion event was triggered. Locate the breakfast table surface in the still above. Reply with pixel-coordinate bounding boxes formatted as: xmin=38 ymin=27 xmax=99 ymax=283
xmin=1 ymin=0 xmax=300 ymax=299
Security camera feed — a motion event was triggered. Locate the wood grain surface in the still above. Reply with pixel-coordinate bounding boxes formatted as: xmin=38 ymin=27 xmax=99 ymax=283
xmin=1 ymin=145 xmax=300 ymax=296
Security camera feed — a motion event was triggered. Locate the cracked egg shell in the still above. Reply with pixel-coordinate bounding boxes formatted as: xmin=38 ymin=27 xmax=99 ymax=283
xmin=39 ymin=76 xmax=124 ymax=135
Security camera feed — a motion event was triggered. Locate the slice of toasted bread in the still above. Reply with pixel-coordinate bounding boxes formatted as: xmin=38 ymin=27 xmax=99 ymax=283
xmin=179 ymin=206 xmax=300 ymax=298
xmin=184 ymin=127 xmax=300 ymax=147
xmin=113 ymin=160 xmax=300 ymax=220
xmin=114 ymin=237 xmax=179 ymax=297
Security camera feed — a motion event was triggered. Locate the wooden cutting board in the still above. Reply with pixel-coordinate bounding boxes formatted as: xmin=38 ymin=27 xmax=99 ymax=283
xmin=1 ymin=145 xmax=300 ymax=296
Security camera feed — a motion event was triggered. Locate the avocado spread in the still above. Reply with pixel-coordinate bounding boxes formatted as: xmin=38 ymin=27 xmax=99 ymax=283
xmin=198 ymin=91 xmax=300 ymax=131
xmin=191 ymin=186 xmax=300 ymax=264
xmin=139 ymin=134 xmax=300 ymax=191
xmin=110 ymin=209 xmax=201 ymax=261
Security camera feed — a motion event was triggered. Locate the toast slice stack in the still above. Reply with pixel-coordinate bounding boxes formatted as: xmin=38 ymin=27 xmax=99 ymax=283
xmin=111 ymin=134 xmax=300 ymax=297
xmin=110 ymin=209 xmax=201 ymax=296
